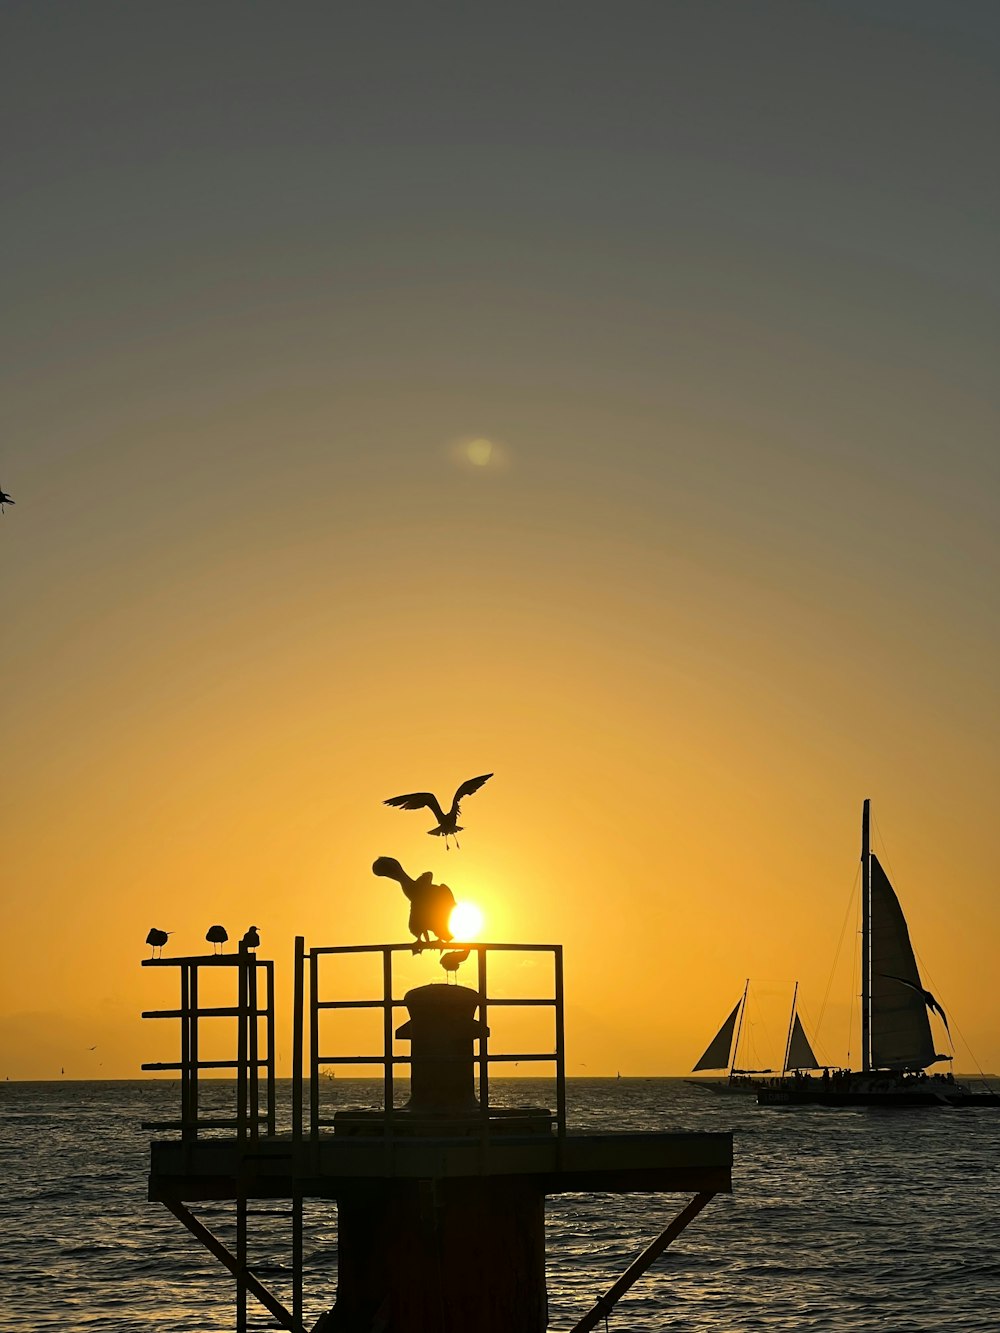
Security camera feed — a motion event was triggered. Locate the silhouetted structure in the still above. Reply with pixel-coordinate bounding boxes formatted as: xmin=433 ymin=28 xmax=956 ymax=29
xmin=143 ymin=938 xmax=734 ymax=1333
xmin=146 ymin=927 xmax=170 ymax=959
xmin=240 ymin=926 xmax=260 ymax=952
xmin=0 ymin=486 xmax=14 ymax=513
xmin=372 ymin=856 xmax=455 ymax=944
xmin=383 ymin=772 xmax=492 ymax=849
xmin=206 ymin=924 xmax=228 ymax=954
xmin=440 ymin=947 xmax=470 ymax=981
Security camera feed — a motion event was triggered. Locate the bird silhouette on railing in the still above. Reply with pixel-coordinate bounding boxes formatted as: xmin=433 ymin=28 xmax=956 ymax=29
xmin=240 ymin=925 xmax=260 ymax=953
xmin=372 ymin=856 xmax=455 ymax=948
xmin=146 ymin=928 xmax=171 ymax=959
xmin=440 ymin=948 xmax=470 ymax=983
xmin=206 ymin=925 xmax=228 ymax=955
xmin=383 ymin=773 xmax=493 ymax=849
xmin=0 ymin=487 xmax=14 ymax=514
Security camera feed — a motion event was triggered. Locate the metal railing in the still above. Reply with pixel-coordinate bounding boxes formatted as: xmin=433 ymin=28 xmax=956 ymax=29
xmin=141 ymin=951 xmax=276 ymax=1140
xmin=291 ymin=938 xmax=566 ymax=1148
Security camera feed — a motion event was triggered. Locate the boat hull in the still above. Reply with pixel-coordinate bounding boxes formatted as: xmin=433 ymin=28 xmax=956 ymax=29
xmin=685 ymin=1078 xmax=765 ymax=1096
xmin=758 ymin=1078 xmax=1000 ymax=1108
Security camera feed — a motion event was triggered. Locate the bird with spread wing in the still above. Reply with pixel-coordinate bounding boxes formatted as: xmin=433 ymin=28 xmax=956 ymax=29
xmin=383 ymin=773 xmax=493 ymax=849
xmin=882 ymin=974 xmax=950 ymax=1035
xmin=372 ymin=857 xmax=455 ymax=947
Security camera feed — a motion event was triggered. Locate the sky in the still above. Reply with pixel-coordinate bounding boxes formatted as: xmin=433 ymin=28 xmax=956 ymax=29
xmin=2 ymin=1 xmax=998 ymax=1081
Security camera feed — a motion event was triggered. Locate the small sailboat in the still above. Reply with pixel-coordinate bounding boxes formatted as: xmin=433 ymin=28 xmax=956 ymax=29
xmin=688 ymin=979 xmax=819 ymax=1094
xmin=759 ymin=800 xmax=999 ymax=1108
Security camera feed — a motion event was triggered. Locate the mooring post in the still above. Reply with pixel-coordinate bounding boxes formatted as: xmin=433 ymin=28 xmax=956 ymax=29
xmin=324 ymin=982 xmax=549 ymax=1333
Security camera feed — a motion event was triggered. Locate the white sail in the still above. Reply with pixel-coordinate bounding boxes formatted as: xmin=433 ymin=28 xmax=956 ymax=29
xmin=693 ymin=999 xmax=741 ymax=1071
xmin=786 ymin=1013 xmax=820 ymax=1071
xmin=869 ymin=855 xmax=937 ymax=1070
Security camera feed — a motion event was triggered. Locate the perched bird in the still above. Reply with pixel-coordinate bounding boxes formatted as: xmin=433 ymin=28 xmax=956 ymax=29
xmin=383 ymin=773 xmax=493 ymax=849
xmin=372 ymin=857 xmax=455 ymax=945
xmin=240 ymin=925 xmax=260 ymax=953
xmin=146 ymin=928 xmax=171 ymax=959
xmin=0 ymin=487 xmax=14 ymax=513
xmin=440 ymin=948 xmax=470 ymax=983
xmin=206 ymin=924 xmax=228 ymax=955
xmin=882 ymin=974 xmax=950 ymax=1034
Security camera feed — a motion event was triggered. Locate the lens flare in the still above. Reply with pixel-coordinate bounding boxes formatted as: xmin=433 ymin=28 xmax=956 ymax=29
xmin=449 ymin=901 xmax=484 ymax=940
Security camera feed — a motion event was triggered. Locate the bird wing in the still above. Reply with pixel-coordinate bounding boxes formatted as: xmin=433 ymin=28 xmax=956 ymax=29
xmin=384 ymin=791 xmax=446 ymax=823
xmin=449 ymin=773 xmax=493 ymax=816
xmin=883 ymin=974 xmax=950 ymax=1030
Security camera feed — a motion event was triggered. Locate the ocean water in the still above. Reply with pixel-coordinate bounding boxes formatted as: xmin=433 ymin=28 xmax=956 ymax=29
xmin=1 ymin=1078 xmax=999 ymax=1331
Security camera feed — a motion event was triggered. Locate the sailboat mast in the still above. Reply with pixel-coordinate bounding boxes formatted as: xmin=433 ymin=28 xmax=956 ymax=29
xmin=782 ymin=981 xmax=799 ymax=1078
xmin=861 ymin=798 xmax=871 ymax=1074
xmin=730 ymin=978 xmax=749 ymax=1078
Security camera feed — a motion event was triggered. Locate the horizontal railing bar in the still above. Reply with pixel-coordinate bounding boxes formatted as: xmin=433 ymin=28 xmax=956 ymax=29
xmin=313 ymin=997 xmax=555 ymax=1011
xmin=141 ymin=1007 xmax=269 ymax=1019
xmin=316 ymin=1055 xmax=405 ymax=1066
xmin=141 ymin=1117 xmax=271 ymax=1130
xmin=483 ymin=1053 xmax=556 ymax=1062
xmin=308 ymin=942 xmax=558 ymax=956
xmin=140 ymin=1059 xmax=269 ymax=1070
xmin=141 ymin=955 xmax=270 ymax=967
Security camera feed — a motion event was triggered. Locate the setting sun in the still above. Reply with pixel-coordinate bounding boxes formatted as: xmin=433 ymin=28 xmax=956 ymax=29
xmin=449 ymin=901 xmax=484 ymax=940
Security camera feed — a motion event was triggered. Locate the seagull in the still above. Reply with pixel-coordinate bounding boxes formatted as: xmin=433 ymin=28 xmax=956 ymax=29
xmin=882 ymin=974 xmax=950 ymax=1034
xmin=372 ymin=856 xmax=455 ymax=945
xmin=206 ymin=924 xmax=228 ymax=955
xmin=0 ymin=487 xmax=13 ymax=513
xmin=240 ymin=925 xmax=260 ymax=953
xmin=383 ymin=773 xmax=493 ymax=849
xmin=439 ymin=948 xmax=470 ymax=983
xmin=146 ymin=928 xmax=171 ymax=959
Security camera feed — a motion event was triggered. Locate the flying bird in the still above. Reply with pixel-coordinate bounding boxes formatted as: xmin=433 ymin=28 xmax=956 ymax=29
xmin=206 ymin=924 xmax=228 ymax=955
xmin=439 ymin=948 xmax=470 ymax=983
xmin=882 ymin=974 xmax=950 ymax=1034
xmin=240 ymin=925 xmax=260 ymax=953
xmin=383 ymin=773 xmax=493 ymax=849
xmin=372 ymin=856 xmax=455 ymax=945
xmin=146 ymin=928 xmax=171 ymax=959
xmin=0 ymin=487 xmax=14 ymax=513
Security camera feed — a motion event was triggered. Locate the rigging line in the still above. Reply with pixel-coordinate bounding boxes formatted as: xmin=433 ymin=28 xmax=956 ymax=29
xmin=910 ymin=950 xmax=991 ymax=1079
xmin=816 ymin=863 xmax=860 ymax=1036
xmin=846 ymin=878 xmax=861 ymax=1070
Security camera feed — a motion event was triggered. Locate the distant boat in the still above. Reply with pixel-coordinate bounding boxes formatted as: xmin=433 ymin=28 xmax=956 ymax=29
xmin=687 ymin=978 xmax=820 ymax=1095
xmin=759 ymin=800 xmax=999 ymax=1108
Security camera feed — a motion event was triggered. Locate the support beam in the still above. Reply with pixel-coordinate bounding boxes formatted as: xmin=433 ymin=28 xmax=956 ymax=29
xmin=567 ymin=1191 xmax=716 ymax=1333
xmin=163 ymin=1199 xmax=305 ymax=1333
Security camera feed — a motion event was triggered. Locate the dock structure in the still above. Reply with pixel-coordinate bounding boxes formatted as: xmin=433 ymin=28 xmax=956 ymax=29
xmin=143 ymin=939 xmax=733 ymax=1332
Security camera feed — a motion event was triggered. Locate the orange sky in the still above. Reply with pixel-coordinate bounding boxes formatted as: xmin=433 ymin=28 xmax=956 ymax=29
xmin=2 ymin=2 xmax=998 ymax=1079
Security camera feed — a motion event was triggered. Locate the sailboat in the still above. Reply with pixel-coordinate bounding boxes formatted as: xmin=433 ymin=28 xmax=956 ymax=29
xmin=687 ymin=980 xmax=820 ymax=1094
xmin=758 ymin=800 xmax=999 ymax=1108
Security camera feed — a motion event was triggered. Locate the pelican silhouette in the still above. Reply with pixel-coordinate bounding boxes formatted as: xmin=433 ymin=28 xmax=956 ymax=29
xmin=240 ymin=925 xmax=260 ymax=953
xmin=882 ymin=974 xmax=950 ymax=1034
xmin=439 ymin=948 xmax=470 ymax=983
xmin=206 ymin=924 xmax=228 ymax=955
xmin=383 ymin=773 xmax=493 ymax=849
xmin=146 ymin=928 xmax=171 ymax=959
xmin=372 ymin=857 xmax=455 ymax=945
xmin=0 ymin=487 xmax=14 ymax=513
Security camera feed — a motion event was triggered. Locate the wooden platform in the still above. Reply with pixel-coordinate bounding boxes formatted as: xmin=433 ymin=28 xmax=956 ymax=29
xmin=149 ymin=1129 xmax=733 ymax=1203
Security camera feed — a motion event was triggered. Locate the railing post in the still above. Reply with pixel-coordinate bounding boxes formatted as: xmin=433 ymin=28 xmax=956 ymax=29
xmin=309 ymin=950 xmax=319 ymax=1144
xmin=292 ymin=937 xmax=304 ymax=1143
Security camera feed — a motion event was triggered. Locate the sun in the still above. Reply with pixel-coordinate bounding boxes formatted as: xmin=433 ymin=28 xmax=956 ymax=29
xmin=449 ymin=901 xmax=484 ymax=940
